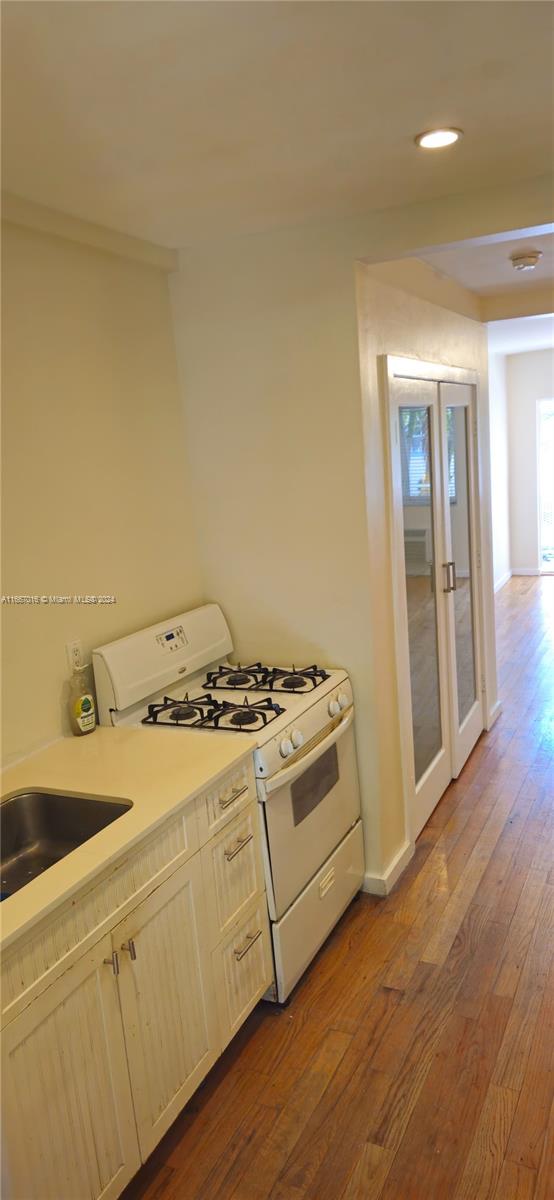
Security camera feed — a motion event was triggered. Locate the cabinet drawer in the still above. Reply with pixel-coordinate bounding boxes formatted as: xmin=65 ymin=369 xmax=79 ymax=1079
xmin=202 ymin=807 xmax=264 ymax=944
xmin=212 ymin=898 xmax=273 ymax=1049
xmin=196 ymin=760 xmax=254 ymax=845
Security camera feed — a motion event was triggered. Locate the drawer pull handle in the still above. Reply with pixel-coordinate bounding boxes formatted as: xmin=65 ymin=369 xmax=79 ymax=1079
xmin=219 ymin=784 xmax=248 ymax=811
xmin=121 ymin=939 xmax=137 ymax=961
xmin=103 ymin=951 xmax=120 ymax=976
xmin=234 ymin=929 xmax=262 ymax=962
xmin=224 ymin=832 xmax=253 ymax=862
xmin=319 ymin=867 xmax=335 ymax=899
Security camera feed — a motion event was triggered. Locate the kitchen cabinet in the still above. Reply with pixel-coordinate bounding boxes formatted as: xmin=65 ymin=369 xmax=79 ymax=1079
xmin=114 ymin=855 xmax=218 ymax=1159
xmin=2 ymin=933 xmax=140 ymax=1200
xmin=1 ymin=755 xmax=273 ymax=1200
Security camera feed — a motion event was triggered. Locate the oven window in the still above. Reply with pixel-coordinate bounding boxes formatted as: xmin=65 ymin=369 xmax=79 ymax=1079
xmin=291 ymin=744 xmax=339 ymax=826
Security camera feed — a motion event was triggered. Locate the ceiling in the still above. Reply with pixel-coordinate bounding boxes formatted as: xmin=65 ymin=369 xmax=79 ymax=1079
xmin=2 ymin=1 xmax=553 ymax=248
xmin=487 ymin=313 xmax=554 ymax=356
xmin=421 ymin=231 xmax=554 ymax=295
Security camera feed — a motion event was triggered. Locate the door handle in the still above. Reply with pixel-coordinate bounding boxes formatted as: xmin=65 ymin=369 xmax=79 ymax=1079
xmin=103 ymin=951 xmax=120 ymax=976
xmin=443 ymin=561 xmax=456 ymax=592
xmin=121 ymin=939 xmax=137 ymax=961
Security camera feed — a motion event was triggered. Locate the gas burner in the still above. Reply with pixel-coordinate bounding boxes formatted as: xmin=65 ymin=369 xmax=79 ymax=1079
xmin=265 ymin=665 xmax=331 ymax=693
xmin=204 ymin=663 xmax=267 ymax=691
xmin=142 ymin=693 xmax=217 ymax=728
xmin=211 ymin=696 xmax=285 ymax=732
xmin=278 ymin=674 xmax=306 ymax=691
xmin=204 ymin=662 xmax=330 ymax=693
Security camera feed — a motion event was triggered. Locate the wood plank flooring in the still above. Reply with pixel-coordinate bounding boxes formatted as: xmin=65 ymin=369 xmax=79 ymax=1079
xmin=123 ymin=576 xmax=554 ymax=1200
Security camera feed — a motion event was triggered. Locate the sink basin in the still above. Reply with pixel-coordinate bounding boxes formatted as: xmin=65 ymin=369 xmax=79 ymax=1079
xmin=1 ymin=790 xmax=132 ymax=898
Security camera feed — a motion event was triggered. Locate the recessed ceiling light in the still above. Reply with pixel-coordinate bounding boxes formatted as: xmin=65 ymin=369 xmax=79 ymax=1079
xmin=415 ymin=128 xmax=463 ymax=149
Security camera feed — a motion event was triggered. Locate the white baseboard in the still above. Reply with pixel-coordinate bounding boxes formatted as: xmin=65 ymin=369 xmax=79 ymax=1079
xmin=494 ymin=570 xmax=512 ymax=593
xmin=512 ymin=568 xmax=540 ymax=576
xmin=362 ymin=839 xmax=415 ymax=897
xmin=486 ymin=700 xmax=502 ymax=731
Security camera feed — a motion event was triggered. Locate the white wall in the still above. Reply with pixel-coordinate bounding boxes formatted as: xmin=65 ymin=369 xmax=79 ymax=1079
xmin=507 ymin=349 xmax=554 ymax=572
xmin=488 ymin=351 xmax=511 ymax=589
xmin=1 ymin=221 xmax=203 ymax=762
xmin=170 ymin=213 xmax=495 ymax=883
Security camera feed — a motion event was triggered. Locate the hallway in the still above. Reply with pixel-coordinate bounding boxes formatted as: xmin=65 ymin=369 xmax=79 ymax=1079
xmin=125 ymin=577 xmax=554 ymax=1200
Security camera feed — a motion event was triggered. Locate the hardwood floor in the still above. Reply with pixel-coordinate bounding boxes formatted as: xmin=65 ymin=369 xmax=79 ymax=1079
xmin=123 ymin=576 xmax=554 ymax=1200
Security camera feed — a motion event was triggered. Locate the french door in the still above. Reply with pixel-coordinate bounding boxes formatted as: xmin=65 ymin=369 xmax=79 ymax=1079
xmin=386 ymin=358 xmax=484 ymax=838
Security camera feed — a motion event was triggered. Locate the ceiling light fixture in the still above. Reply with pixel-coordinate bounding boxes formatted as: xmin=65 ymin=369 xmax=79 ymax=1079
xmin=510 ymin=250 xmax=543 ymax=272
xmin=415 ymin=128 xmax=463 ymax=149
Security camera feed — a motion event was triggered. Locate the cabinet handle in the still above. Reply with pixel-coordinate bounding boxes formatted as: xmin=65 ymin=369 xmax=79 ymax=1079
xmin=121 ymin=939 xmax=137 ymax=961
xmin=450 ymin=561 xmax=457 ymax=591
xmin=224 ymin=832 xmax=253 ymax=862
xmin=443 ymin=562 xmax=452 ymax=593
xmin=219 ymin=784 xmax=248 ymax=811
xmin=234 ymin=929 xmax=262 ymax=962
xmin=103 ymin=951 xmax=120 ymax=976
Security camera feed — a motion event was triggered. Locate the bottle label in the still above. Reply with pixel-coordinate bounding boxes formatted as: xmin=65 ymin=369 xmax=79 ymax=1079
xmin=74 ymin=694 xmax=96 ymax=733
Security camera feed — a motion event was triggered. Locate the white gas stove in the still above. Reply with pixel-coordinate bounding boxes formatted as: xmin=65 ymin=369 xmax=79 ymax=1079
xmin=93 ymin=604 xmax=364 ymax=1001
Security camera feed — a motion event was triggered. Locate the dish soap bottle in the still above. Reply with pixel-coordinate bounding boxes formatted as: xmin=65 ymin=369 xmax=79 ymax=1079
xmin=69 ymin=665 xmax=96 ymax=736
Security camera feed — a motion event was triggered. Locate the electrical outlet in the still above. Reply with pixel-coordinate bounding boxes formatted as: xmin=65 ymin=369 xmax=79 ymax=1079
xmin=66 ymin=640 xmax=83 ymax=673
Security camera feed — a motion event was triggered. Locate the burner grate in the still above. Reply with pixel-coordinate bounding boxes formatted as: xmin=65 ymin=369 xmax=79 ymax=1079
xmin=204 ymin=662 xmax=330 ymax=693
xmin=142 ymin=693 xmax=285 ymax=732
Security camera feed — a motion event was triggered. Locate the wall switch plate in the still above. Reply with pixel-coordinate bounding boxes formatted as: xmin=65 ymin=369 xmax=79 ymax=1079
xmin=66 ymin=640 xmax=83 ymax=673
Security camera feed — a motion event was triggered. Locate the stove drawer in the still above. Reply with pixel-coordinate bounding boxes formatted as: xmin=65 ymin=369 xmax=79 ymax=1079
xmin=197 ymin=761 xmax=254 ymax=846
xmin=212 ymin=897 xmax=272 ymax=1049
xmin=201 ymin=807 xmax=264 ymax=944
xmin=271 ymin=820 xmax=364 ymax=1002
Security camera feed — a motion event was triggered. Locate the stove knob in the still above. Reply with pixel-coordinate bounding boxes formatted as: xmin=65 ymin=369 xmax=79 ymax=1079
xmin=279 ymin=737 xmax=294 ymax=758
xmin=291 ymin=729 xmax=304 ymax=749
xmin=338 ymin=692 xmax=349 ymax=710
xmin=328 ymin=699 xmax=340 ymax=718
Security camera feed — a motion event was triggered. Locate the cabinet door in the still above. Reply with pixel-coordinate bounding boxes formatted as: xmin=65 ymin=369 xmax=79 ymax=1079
xmin=212 ymin=897 xmax=273 ymax=1049
xmin=2 ymin=933 xmax=140 ymax=1200
xmin=114 ymin=855 xmax=219 ymax=1159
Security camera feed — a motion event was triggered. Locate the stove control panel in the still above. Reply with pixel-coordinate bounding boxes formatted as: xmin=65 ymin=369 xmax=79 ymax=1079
xmin=155 ymin=625 xmax=188 ymax=654
xmin=279 ymin=738 xmax=294 ymax=759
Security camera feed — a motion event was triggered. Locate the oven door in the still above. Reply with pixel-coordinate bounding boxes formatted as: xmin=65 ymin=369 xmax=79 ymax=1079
xmin=259 ymin=708 xmax=361 ymax=920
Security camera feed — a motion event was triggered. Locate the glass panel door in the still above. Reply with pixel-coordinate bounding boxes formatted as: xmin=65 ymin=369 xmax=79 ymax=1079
xmin=440 ymin=383 xmax=483 ymax=775
xmin=389 ymin=375 xmax=452 ymax=839
xmin=399 ymin=403 xmax=443 ymax=783
xmin=447 ymin=405 xmax=477 ymax=723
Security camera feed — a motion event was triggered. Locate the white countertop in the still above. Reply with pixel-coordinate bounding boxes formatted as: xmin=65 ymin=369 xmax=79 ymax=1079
xmin=1 ymin=726 xmax=252 ymax=949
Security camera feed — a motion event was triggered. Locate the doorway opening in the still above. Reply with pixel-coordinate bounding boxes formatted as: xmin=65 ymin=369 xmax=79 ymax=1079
xmin=538 ymin=398 xmax=554 ymax=573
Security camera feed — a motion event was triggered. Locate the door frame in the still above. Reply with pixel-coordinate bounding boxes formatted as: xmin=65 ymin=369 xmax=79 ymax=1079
xmin=381 ymin=354 xmax=487 ymax=844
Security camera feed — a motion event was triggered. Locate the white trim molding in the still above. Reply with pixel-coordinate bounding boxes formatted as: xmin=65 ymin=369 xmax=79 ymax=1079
xmin=362 ymin=840 xmax=415 ymax=897
xmin=486 ymin=700 xmax=503 ymax=731
xmin=512 ymin=568 xmax=541 ymax=576
xmin=494 ymin=570 xmax=513 ymax=593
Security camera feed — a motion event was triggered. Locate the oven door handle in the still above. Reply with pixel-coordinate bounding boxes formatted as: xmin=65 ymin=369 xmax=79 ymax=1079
xmin=261 ymin=707 xmax=354 ymax=797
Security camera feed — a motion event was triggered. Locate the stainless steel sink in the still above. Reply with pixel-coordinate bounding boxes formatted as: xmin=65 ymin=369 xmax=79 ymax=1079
xmin=1 ymin=790 xmax=132 ymax=898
